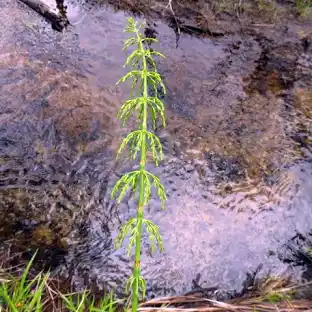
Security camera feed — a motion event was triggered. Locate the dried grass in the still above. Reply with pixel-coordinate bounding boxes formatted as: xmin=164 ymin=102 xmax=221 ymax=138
xmin=139 ymin=278 xmax=312 ymax=312
xmin=139 ymin=296 xmax=312 ymax=312
xmin=2 ymin=247 xmax=312 ymax=312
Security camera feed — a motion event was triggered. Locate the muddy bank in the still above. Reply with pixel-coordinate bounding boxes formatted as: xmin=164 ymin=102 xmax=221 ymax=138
xmin=101 ymin=0 xmax=312 ymax=37
xmin=1 ymin=0 xmax=312 ymax=299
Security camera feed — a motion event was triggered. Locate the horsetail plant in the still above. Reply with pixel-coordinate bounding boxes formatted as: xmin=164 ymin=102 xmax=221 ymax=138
xmin=111 ymin=17 xmax=167 ymax=312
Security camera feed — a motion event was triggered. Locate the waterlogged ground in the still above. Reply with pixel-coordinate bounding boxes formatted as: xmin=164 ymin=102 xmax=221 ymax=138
xmin=1 ymin=0 xmax=312 ymax=298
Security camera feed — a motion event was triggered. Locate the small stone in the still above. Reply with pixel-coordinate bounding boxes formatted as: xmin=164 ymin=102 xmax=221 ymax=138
xmin=194 ymin=159 xmax=205 ymax=166
xmin=174 ymin=141 xmax=181 ymax=148
xmin=186 ymin=149 xmax=201 ymax=155
xmin=185 ymin=164 xmax=194 ymax=172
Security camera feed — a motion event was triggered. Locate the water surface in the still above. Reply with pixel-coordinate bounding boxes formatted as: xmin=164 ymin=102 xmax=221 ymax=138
xmin=1 ymin=0 xmax=312 ymax=298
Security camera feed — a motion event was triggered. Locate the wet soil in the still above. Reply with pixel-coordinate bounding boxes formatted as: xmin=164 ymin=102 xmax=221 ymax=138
xmin=102 ymin=0 xmax=312 ymax=39
xmin=1 ymin=0 xmax=312 ymax=299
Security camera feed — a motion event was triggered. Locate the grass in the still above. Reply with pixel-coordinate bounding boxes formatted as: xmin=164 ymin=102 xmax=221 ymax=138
xmin=60 ymin=291 xmax=119 ymax=312
xmin=138 ymin=277 xmax=312 ymax=312
xmin=0 ymin=253 xmax=121 ymax=312
xmin=0 ymin=276 xmax=120 ymax=312
xmin=212 ymin=0 xmax=247 ymax=16
xmin=0 ymin=254 xmax=49 ymax=312
xmin=259 ymin=277 xmax=296 ymax=304
xmin=211 ymin=0 xmax=281 ymax=21
xmin=2 ymin=251 xmax=312 ymax=312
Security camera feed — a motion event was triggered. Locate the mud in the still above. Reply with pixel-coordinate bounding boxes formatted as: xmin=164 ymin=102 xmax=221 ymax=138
xmin=1 ymin=0 xmax=312 ymax=300
xmin=101 ymin=0 xmax=312 ymax=38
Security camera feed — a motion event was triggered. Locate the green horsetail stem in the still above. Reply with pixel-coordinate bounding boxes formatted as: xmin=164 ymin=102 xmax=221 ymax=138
xmin=111 ymin=18 xmax=167 ymax=312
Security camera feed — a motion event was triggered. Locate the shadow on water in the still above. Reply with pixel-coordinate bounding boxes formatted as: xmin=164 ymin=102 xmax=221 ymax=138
xmin=1 ymin=0 xmax=312 ymax=298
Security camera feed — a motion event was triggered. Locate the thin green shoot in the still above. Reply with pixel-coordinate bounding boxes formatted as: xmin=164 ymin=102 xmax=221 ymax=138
xmin=111 ymin=17 xmax=167 ymax=312
xmin=0 ymin=253 xmax=49 ymax=312
xmin=60 ymin=290 xmax=120 ymax=312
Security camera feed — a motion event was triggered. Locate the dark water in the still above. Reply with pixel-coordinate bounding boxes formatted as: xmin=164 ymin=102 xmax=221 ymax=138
xmin=1 ymin=0 xmax=312 ymax=298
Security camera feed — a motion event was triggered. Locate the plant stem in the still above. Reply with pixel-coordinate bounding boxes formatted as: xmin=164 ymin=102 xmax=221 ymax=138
xmin=113 ymin=18 xmax=166 ymax=311
xmin=132 ymin=30 xmax=149 ymax=312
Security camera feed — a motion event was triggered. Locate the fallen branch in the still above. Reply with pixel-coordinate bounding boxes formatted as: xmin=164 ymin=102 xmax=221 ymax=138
xmin=18 ymin=0 xmax=69 ymax=31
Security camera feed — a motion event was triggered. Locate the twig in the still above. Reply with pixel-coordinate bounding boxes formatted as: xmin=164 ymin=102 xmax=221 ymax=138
xmin=166 ymin=0 xmax=180 ymax=36
xmin=45 ymin=281 xmax=58 ymax=311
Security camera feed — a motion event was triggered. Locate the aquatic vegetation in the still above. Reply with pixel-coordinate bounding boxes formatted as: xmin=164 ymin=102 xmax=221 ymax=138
xmin=295 ymin=0 xmax=312 ymax=17
xmin=111 ymin=17 xmax=167 ymax=312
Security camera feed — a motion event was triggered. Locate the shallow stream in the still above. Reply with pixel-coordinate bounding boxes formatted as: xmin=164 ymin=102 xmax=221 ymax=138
xmin=1 ymin=0 xmax=312 ymax=298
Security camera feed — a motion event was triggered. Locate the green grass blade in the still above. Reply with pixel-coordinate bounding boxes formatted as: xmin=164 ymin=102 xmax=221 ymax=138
xmin=0 ymin=282 xmax=19 ymax=312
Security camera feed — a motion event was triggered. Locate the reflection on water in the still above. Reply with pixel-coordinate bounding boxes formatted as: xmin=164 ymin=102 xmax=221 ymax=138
xmin=1 ymin=0 xmax=312 ymax=298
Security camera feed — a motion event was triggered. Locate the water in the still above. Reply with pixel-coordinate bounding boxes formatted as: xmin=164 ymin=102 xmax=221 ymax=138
xmin=1 ymin=0 xmax=312 ymax=298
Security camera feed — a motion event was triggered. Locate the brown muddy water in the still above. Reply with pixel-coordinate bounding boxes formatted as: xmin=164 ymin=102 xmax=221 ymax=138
xmin=1 ymin=0 xmax=312 ymax=299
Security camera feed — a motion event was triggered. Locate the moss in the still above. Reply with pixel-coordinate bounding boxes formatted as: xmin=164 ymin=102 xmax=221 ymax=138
xmin=31 ymin=226 xmax=55 ymax=246
xmin=295 ymin=88 xmax=312 ymax=119
xmin=264 ymin=291 xmax=292 ymax=303
xmin=295 ymin=0 xmax=312 ymax=17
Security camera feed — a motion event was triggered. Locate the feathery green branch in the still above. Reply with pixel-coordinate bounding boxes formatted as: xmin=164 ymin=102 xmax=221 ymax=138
xmin=111 ymin=17 xmax=167 ymax=312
